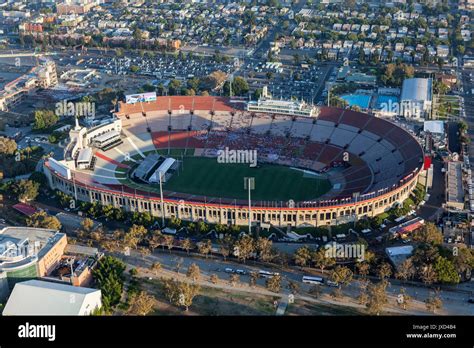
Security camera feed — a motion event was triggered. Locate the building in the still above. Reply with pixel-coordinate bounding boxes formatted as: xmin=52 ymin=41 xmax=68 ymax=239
xmin=56 ymin=0 xmax=97 ymax=15
xmin=44 ymin=96 xmax=424 ymax=228
xmin=389 ymin=217 xmax=425 ymax=238
xmin=0 ymin=60 xmax=57 ymax=112
xmin=0 ymin=227 xmax=67 ymax=291
xmin=385 ymin=245 xmax=414 ymax=270
xmin=399 ymin=78 xmax=432 ymax=119
xmin=446 ymin=161 xmax=465 ymax=211
xmin=132 ymin=153 xmax=178 ymax=184
xmin=3 ymin=279 xmax=101 ymax=316
xmin=247 ymin=97 xmax=319 ymax=117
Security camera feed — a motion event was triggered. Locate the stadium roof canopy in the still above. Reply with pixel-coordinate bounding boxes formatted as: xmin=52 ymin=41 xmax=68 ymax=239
xmin=401 ymin=78 xmax=432 ymax=102
xmin=93 ymin=130 xmax=120 ymax=144
xmin=149 ymin=157 xmax=176 ymax=183
xmin=133 ymin=153 xmax=162 ymax=181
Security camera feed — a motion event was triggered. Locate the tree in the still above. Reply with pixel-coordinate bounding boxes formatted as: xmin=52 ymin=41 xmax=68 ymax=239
xmin=0 ymin=137 xmax=17 ymax=155
xmin=419 ymin=264 xmax=438 ymax=285
xmin=249 ymin=271 xmax=258 ymax=288
xmin=186 ymin=263 xmax=200 ymax=283
xmin=312 ymin=248 xmax=335 ymax=273
xmin=366 ymin=280 xmax=388 ymax=315
xmin=294 ymin=246 xmax=312 ymax=269
xmin=148 ymin=235 xmax=161 ymax=253
xmin=169 ymin=216 xmax=182 ymax=229
xmin=127 ymin=291 xmax=156 ymax=316
xmin=138 ymin=246 xmax=150 ymax=260
xmin=181 ymin=238 xmax=193 ymax=255
xmin=330 ymin=265 xmax=353 ymax=297
xmin=174 ymin=281 xmax=200 ymax=311
xmin=433 ymin=256 xmax=460 ymax=284
xmin=397 ymin=287 xmax=411 ymax=311
xmin=26 ymin=211 xmax=62 ymax=230
xmin=81 ymin=218 xmax=95 ymax=234
xmin=162 ymin=277 xmax=179 ymax=304
xmin=124 ymin=224 xmax=147 ymax=250
xmin=231 ymin=77 xmax=249 ymax=96
xmin=13 ymin=179 xmax=39 ymax=202
xmin=377 ymin=262 xmax=392 ymax=280
xmin=308 ymin=284 xmax=321 ymax=298
xmin=288 ymin=280 xmax=300 ymax=294
xmin=209 ymin=274 xmax=218 ymax=284
xmin=356 ymin=262 xmax=371 ymax=278
xmin=229 ymin=274 xmax=240 ymax=287
xmin=197 ymin=239 xmax=212 ymax=258
xmin=255 ymin=237 xmax=273 ymax=262
xmin=163 ymin=235 xmax=175 ymax=253
xmin=358 ymin=282 xmax=369 ymax=305
xmin=234 ymin=234 xmax=255 ymax=263
xmin=150 ymin=262 xmax=162 ymax=276
xmin=266 ymin=274 xmax=282 ymax=293
xmin=33 ymin=109 xmax=58 ymax=130
xmin=412 ymin=222 xmax=443 ymax=245
xmin=395 ymin=258 xmax=416 ymax=282
xmin=92 ymin=256 xmax=126 ymax=312
xmin=218 ymin=234 xmax=234 ymax=261
xmin=425 ymin=292 xmax=443 ymax=314
xmin=174 ymin=257 xmax=184 ymax=274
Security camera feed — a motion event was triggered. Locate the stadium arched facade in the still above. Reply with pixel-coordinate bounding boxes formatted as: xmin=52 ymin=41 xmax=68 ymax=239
xmin=44 ymin=96 xmax=424 ymax=228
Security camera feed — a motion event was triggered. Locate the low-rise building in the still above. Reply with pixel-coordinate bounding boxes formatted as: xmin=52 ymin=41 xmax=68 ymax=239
xmin=399 ymin=78 xmax=433 ymax=119
xmin=3 ymin=279 xmax=102 ymax=315
xmin=0 ymin=227 xmax=67 ymax=292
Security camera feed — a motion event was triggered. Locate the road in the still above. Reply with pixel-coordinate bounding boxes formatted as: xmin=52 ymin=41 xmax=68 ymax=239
xmin=115 ymin=248 xmax=474 ymax=315
xmin=460 ymin=68 xmax=474 ymax=162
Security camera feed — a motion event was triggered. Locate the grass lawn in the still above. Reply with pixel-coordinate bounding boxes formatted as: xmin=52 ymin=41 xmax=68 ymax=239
xmin=163 ymin=156 xmax=331 ymax=201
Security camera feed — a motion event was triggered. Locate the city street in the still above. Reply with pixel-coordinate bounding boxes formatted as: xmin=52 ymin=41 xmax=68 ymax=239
xmin=117 ymin=248 xmax=474 ymax=315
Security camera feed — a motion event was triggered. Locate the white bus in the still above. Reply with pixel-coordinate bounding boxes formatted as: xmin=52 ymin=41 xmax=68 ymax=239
xmin=259 ymin=270 xmax=279 ymax=278
xmin=302 ymin=276 xmax=324 ymax=285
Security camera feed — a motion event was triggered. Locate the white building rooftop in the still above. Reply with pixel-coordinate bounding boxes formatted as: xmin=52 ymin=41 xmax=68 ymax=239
xmin=3 ymin=280 xmax=102 ymax=316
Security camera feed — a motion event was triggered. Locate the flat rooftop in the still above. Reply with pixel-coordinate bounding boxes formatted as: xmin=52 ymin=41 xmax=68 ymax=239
xmin=0 ymin=227 xmax=64 ymax=261
xmin=447 ymin=161 xmax=464 ymax=205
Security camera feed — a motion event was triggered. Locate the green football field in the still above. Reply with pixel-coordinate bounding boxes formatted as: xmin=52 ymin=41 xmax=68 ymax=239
xmin=160 ymin=156 xmax=332 ymax=201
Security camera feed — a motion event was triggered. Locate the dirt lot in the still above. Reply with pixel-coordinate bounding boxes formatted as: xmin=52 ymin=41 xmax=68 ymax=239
xmin=141 ymin=278 xmax=278 ymax=316
xmin=286 ymin=299 xmax=365 ymax=316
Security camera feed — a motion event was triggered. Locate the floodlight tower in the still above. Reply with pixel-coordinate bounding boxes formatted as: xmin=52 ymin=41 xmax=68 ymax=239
xmin=245 ymin=177 xmax=255 ymax=234
xmin=159 ymin=170 xmax=165 ymax=228
xmin=168 ymin=98 xmax=172 ymax=156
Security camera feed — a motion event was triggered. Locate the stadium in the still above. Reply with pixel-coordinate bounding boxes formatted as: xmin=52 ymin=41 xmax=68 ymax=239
xmin=43 ymin=95 xmax=425 ymax=228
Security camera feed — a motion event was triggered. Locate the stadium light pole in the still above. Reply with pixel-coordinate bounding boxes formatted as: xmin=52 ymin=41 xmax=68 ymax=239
xmin=71 ymin=172 xmax=78 ymax=201
xmin=159 ymin=170 xmax=165 ymax=228
xmin=245 ymin=177 xmax=255 ymax=235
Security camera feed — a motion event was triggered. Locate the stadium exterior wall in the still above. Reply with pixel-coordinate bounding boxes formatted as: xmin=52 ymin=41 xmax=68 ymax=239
xmin=45 ymin=163 xmax=419 ymax=228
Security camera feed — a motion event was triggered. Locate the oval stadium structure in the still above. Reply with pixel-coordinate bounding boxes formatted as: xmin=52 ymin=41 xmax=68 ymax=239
xmin=43 ymin=96 xmax=424 ymax=228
